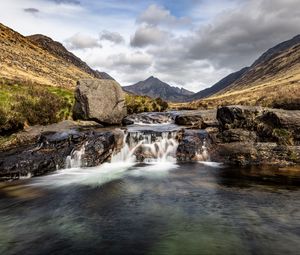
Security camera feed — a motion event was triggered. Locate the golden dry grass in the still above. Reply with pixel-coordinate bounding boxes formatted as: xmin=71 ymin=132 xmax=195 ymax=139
xmin=0 ymin=23 xmax=93 ymax=88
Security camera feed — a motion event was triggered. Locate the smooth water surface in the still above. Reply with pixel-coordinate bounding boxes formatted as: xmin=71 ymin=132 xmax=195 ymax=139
xmin=0 ymin=162 xmax=299 ymax=255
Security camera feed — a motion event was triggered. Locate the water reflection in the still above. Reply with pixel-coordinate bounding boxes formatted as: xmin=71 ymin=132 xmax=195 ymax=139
xmin=0 ymin=163 xmax=299 ymax=255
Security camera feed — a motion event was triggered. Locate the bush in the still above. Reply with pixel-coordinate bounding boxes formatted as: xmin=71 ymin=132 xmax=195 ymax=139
xmin=125 ymin=94 xmax=169 ymax=114
xmin=0 ymin=83 xmax=74 ymax=136
xmin=0 ymin=108 xmax=23 ymax=136
xmin=12 ymin=86 xmax=69 ymax=125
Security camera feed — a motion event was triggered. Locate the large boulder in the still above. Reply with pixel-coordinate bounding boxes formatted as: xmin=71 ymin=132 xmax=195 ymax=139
xmin=217 ymin=105 xmax=263 ymax=130
xmin=73 ymin=79 xmax=127 ymax=125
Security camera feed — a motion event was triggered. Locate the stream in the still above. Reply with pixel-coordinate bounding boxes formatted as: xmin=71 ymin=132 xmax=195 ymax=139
xmin=0 ymin=116 xmax=299 ymax=255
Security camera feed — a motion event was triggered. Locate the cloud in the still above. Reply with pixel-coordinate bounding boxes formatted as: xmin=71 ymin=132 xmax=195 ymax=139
xmin=99 ymin=30 xmax=124 ymax=44
xmin=65 ymin=33 xmax=101 ymax=50
xmin=186 ymin=0 xmax=300 ymax=69
xmin=48 ymin=0 xmax=81 ymax=5
xmin=130 ymin=25 xmax=169 ymax=47
xmin=137 ymin=4 xmax=190 ymax=27
xmin=108 ymin=52 xmax=153 ymax=70
xmin=23 ymin=8 xmax=39 ymax=14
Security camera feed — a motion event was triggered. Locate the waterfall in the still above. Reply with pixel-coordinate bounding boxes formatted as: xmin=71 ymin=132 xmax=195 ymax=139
xmin=65 ymin=144 xmax=86 ymax=168
xmin=195 ymin=138 xmax=210 ymax=161
xmin=111 ymin=131 xmax=178 ymax=163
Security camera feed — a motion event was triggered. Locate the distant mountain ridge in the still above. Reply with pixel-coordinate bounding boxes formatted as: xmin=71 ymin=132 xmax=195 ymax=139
xmin=188 ymin=34 xmax=300 ymax=108
xmin=219 ymin=34 xmax=300 ymax=94
xmin=123 ymin=76 xmax=194 ymax=102
xmin=188 ymin=34 xmax=300 ymax=102
xmin=187 ymin=67 xmax=249 ymax=101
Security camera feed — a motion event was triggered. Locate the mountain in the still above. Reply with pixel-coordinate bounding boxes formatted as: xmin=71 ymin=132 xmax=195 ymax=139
xmin=0 ymin=23 xmax=110 ymax=88
xmin=27 ymin=34 xmax=114 ymax=80
xmin=192 ymin=34 xmax=300 ymax=108
xmin=220 ymin=34 xmax=300 ymax=93
xmin=187 ymin=67 xmax=249 ymax=101
xmin=123 ymin=76 xmax=194 ymax=102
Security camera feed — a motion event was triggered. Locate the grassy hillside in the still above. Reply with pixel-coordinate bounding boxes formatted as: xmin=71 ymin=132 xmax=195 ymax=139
xmin=0 ymin=23 xmax=93 ymax=88
xmin=184 ymin=36 xmax=300 ymax=110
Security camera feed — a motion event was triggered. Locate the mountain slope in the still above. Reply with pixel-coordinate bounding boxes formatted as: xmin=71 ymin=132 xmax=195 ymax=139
xmin=187 ymin=67 xmax=249 ymax=101
xmin=27 ymin=34 xmax=114 ymax=80
xmin=27 ymin=34 xmax=103 ymax=79
xmin=0 ymin=23 xmax=107 ymax=88
xmin=220 ymin=34 xmax=300 ymax=93
xmin=123 ymin=76 xmax=194 ymax=102
xmin=193 ymin=34 xmax=300 ymax=108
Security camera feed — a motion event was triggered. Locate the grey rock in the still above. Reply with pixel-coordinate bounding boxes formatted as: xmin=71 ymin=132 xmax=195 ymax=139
xmin=73 ymin=79 xmax=127 ymax=125
xmin=174 ymin=109 xmax=218 ymax=128
xmin=176 ymin=129 xmax=210 ymax=161
xmin=0 ymin=122 xmax=124 ymax=180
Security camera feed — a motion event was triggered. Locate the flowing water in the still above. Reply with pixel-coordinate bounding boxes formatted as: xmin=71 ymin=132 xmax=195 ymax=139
xmin=0 ymin=116 xmax=299 ymax=255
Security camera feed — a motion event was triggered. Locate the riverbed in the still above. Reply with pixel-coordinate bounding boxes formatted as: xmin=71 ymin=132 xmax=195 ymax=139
xmin=0 ymin=121 xmax=299 ymax=255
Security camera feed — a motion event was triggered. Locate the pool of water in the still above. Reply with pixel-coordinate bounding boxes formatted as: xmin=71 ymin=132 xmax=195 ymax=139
xmin=0 ymin=162 xmax=299 ymax=255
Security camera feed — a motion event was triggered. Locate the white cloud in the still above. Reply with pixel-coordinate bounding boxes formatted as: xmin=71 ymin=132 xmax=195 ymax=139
xmin=65 ymin=33 xmax=101 ymax=50
xmin=137 ymin=4 xmax=190 ymax=27
xmin=99 ymin=30 xmax=124 ymax=44
xmin=130 ymin=25 xmax=169 ymax=47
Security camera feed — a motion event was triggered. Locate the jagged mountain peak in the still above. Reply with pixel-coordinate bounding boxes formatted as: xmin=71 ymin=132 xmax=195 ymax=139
xmin=123 ymin=76 xmax=194 ymax=102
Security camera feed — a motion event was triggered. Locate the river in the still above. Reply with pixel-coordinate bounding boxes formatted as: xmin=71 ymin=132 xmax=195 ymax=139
xmin=0 ymin=120 xmax=299 ymax=255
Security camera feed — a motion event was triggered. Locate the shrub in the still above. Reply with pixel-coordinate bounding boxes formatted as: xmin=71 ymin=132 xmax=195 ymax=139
xmin=125 ymin=94 xmax=169 ymax=114
xmin=272 ymin=128 xmax=294 ymax=145
xmin=0 ymin=83 xmax=74 ymax=136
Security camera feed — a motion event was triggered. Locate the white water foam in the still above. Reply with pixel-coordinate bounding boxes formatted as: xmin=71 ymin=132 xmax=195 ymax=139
xmin=111 ymin=131 xmax=178 ymax=164
xmin=65 ymin=143 xmax=86 ymax=169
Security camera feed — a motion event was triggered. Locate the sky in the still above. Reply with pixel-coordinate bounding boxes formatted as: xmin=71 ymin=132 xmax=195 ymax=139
xmin=0 ymin=0 xmax=300 ymax=92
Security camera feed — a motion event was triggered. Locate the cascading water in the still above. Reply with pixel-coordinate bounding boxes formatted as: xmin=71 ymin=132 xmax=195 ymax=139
xmin=111 ymin=131 xmax=179 ymax=164
xmin=195 ymin=138 xmax=210 ymax=161
xmin=65 ymin=144 xmax=86 ymax=168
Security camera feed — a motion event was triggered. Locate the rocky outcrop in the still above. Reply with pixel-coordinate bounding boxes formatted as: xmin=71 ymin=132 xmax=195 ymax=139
xmin=217 ymin=105 xmax=300 ymax=144
xmin=73 ymin=79 xmax=127 ymax=125
xmin=176 ymin=129 xmax=210 ymax=161
xmin=212 ymin=105 xmax=300 ymax=166
xmin=0 ymin=121 xmax=124 ymax=180
xmin=174 ymin=110 xmax=218 ymax=128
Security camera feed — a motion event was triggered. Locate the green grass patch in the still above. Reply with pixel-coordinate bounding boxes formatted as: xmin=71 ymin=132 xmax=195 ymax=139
xmin=272 ymin=128 xmax=294 ymax=145
xmin=0 ymin=83 xmax=74 ymax=136
xmin=125 ymin=94 xmax=168 ymax=114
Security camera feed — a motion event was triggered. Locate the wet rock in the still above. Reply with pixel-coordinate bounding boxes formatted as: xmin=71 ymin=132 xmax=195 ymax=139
xmin=123 ymin=112 xmax=172 ymax=125
xmin=217 ymin=105 xmax=263 ymax=130
xmin=257 ymin=109 xmax=300 ymax=144
xmin=174 ymin=110 xmax=218 ymax=128
xmin=73 ymin=79 xmax=127 ymax=125
xmin=0 ymin=124 xmax=124 ymax=180
xmin=176 ymin=129 xmax=210 ymax=161
xmin=210 ymin=142 xmax=258 ymax=165
xmin=219 ymin=128 xmax=258 ymax=143
xmin=122 ymin=117 xmax=134 ymax=126
xmin=217 ymin=105 xmax=300 ymax=145
xmin=174 ymin=114 xmax=204 ymax=127
xmin=210 ymin=142 xmax=300 ymax=166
